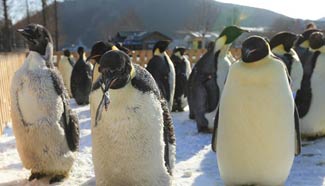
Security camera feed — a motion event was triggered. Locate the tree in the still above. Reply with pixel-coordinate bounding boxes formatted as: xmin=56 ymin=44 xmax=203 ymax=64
xmin=2 ymin=0 xmax=12 ymax=51
xmin=41 ymin=0 xmax=47 ymax=26
xmin=25 ymin=0 xmax=30 ymax=24
xmin=54 ymin=0 xmax=58 ymax=50
xmin=184 ymin=0 xmax=219 ymax=48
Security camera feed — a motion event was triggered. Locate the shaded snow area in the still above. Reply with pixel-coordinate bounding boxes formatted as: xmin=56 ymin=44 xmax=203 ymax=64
xmin=1 ymin=99 xmax=325 ymax=186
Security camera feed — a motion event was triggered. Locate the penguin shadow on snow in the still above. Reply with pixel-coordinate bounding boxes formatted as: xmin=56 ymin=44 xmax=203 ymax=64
xmin=192 ymin=151 xmax=223 ymax=186
xmin=0 ymin=177 xmax=54 ymax=186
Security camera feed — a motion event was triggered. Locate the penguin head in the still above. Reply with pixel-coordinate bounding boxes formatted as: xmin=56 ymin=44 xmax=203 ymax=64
xmin=77 ymin=46 xmax=84 ymax=56
xmin=99 ymin=50 xmax=133 ymax=90
xmin=309 ymin=31 xmax=325 ymax=51
xmin=87 ymin=41 xmax=118 ymax=64
xmin=153 ymin=40 xmax=170 ymax=55
xmin=94 ymin=50 xmax=134 ymax=119
xmin=215 ymin=26 xmax=248 ymax=50
xmin=17 ymin=24 xmax=52 ymax=56
xmin=63 ymin=49 xmax=71 ymax=57
xmin=296 ymin=29 xmax=320 ymax=48
xmin=173 ymin=46 xmax=186 ymax=56
xmin=270 ymin=32 xmax=298 ymax=53
xmin=241 ymin=35 xmax=270 ymax=63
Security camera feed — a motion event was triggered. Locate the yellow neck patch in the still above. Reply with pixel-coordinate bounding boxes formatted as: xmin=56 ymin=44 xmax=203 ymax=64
xmin=300 ymin=40 xmax=309 ymax=48
xmin=130 ymin=64 xmax=136 ymax=79
xmin=214 ymin=35 xmax=227 ymax=52
xmin=112 ymin=46 xmax=119 ymax=51
xmin=272 ymin=44 xmax=286 ymax=55
xmin=154 ymin=48 xmax=162 ymax=56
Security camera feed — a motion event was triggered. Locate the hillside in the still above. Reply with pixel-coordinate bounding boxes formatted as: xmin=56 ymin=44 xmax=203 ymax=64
xmin=14 ymin=0 xmax=325 ymax=49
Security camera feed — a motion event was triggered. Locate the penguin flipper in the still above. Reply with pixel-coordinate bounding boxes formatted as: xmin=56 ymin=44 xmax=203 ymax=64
xmin=211 ymin=106 xmax=219 ymax=152
xmin=49 ymin=69 xmax=80 ymax=152
xmin=160 ymin=99 xmax=176 ymax=175
xmin=294 ymin=106 xmax=301 ymax=156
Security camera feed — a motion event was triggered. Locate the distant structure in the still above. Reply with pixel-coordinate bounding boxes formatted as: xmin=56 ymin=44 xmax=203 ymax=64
xmin=113 ymin=31 xmax=172 ymax=50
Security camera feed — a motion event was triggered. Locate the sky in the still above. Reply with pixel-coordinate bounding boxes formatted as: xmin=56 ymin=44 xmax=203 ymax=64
xmin=216 ymin=0 xmax=325 ymax=20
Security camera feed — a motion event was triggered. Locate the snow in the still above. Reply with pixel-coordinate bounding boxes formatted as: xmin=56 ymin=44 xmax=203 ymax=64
xmin=0 ymin=99 xmax=325 ymax=186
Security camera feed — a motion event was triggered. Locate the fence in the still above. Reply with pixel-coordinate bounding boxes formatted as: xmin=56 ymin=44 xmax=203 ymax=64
xmin=0 ymin=53 xmax=26 ymax=135
xmin=0 ymin=48 xmax=241 ymax=135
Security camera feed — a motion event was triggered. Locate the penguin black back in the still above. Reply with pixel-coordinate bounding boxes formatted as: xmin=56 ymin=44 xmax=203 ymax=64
xmin=71 ymin=46 xmax=93 ymax=105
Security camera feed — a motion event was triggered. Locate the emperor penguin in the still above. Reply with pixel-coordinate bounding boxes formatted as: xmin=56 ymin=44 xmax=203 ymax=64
xmin=86 ymin=41 xmax=119 ymax=134
xmin=270 ymin=31 xmax=303 ymax=96
xmin=212 ymin=36 xmax=301 ymax=186
xmin=91 ymin=50 xmax=176 ymax=186
xmin=171 ymin=47 xmax=191 ymax=112
xmin=187 ymin=25 xmax=248 ymax=133
xmin=294 ymin=29 xmax=320 ymax=118
xmin=70 ymin=46 xmax=93 ymax=105
xmin=146 ymin=40 xmax=176 ymax=111
xmin=58 ymin=49 xmax=74 ymax=97
xmin=299 ymin=31 xmax=325 ymax=138
xmin=11 ymin=24 xmax=79 ymax=183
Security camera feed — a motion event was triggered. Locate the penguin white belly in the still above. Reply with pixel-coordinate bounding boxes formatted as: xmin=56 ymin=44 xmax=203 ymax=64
xmin=301 ymin=54 xmax=325 ymax=136
xmin=91 ymin=83 xmax=171 ymax=186
xmin=165 ymin=54 xmax=176 ymax=111
xmin=58 ymin=58 xmax=73 ymax=96
xmin=217 ymin=62 xmax=295 ymax=186
xmin=11 ymin=69 xmax=75 ymax=174
xmin=205 ymin=56 xmax=230 ymax=130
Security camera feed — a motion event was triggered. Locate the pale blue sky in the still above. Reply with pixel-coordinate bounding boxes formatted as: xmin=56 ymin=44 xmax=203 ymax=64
xmin=216 ymin=0 xmax=325 ymax=20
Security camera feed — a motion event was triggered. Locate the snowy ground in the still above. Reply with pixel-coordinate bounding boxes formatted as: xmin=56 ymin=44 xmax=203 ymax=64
xmin=0 ymin=99 xmax=325 ymax=186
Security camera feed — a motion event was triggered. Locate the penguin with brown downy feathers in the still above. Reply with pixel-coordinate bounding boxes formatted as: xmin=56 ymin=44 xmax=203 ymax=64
xmin=12 ymin=24 xmax=79 ymax=184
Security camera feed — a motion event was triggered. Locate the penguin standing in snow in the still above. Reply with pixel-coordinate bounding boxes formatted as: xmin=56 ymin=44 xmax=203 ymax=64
xmin=70 ymin=46 xmax=93 ymax=105
xmin=294 ymin=29 xmax=320 ymax=118
xmin=171 ymin=47 xmax=191 ymax=112
xmin=270 ymin=31 xmax=303 ymax=96
xmin=212 ymin=36 xmax=301 ymax=186
xmin=146 ymin=40 xmax=175 ymax=111
xmin=58 ymin=49 xmax=74 ymax=97
xmin=187 ymin=26 xmax=247 ymax=132
xmin=91 ymin=50 xmax=176 ymax=186
xmin=11 ymin=24 xmax=79 ymax=183
xmin=299 ymin=31 xmax=325 ymax=138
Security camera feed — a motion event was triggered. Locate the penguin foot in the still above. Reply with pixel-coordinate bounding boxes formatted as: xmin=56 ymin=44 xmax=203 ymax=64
xmin=49 ymin=175 xmax=66 ymax=184
xmin=28 ymin=172 xmax=46 ymax=181
xmin=198 ymin=126 xmax=212 ymax=133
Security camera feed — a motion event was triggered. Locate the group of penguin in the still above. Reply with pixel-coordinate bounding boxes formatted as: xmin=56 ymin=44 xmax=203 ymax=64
xmin=59 ymin=46 xmax=93 ymax=105
xmin=9 ymin=22 xmax=325 ymax=186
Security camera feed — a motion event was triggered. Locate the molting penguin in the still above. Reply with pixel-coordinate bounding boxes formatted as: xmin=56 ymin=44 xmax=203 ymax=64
xmin=270 ymin=31 xmax=303 ymax=96
xmin=58 ymin=49 xmax=75 ymax=97
xmin=171 ymin=47 xmax=191 ymax=112
xmin=212 ymin=36 xmax=301 ymax=186
xmin=70 ymin=46 xmax=93 ymax=105
xmin=146 ymin=40 xmax=176 ymax=111
xmin=299 ymin=31 xmax=325 ymax=138
xmin=11 ymin=24 xmax=79 ymax=183
xmin=91 ymin=50 xmax=176 ymax=186
xmin=294 ymin=29 xmax=320 ymax=118
xmin=187 ymin=25 xmax=247 ymax=132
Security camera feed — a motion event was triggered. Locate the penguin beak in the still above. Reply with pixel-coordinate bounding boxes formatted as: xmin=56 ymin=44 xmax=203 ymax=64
xmin=243 ymin=48 xmax=257 ymax=59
